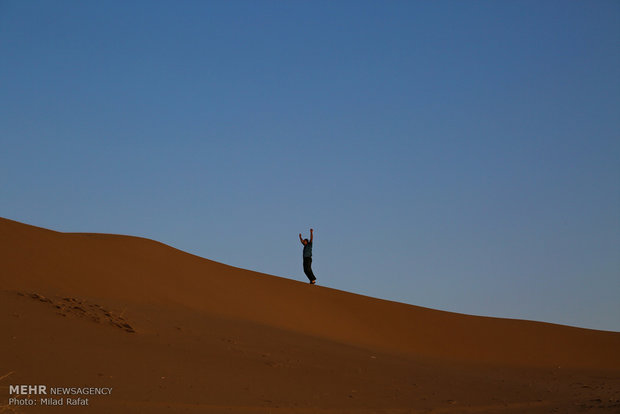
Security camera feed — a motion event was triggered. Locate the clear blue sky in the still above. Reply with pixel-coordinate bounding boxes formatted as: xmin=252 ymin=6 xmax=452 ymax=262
xmin=1 ymin=1 xmax=618 ymax=331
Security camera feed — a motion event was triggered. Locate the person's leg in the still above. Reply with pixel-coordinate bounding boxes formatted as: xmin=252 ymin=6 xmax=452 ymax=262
xmin=308 ymin=259 xmax=316 ymax=282
xmin=303 ymin=258 xmax=311 ymax=280
xmin=303 ymin=257 xmax=316 ymax=283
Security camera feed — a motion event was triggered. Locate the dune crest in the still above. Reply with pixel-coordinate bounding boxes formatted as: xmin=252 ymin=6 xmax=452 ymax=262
xmin=2 ymin=217 xmax=618 ymax=369
xmin=3 ymin=217 xmax=620 ymax=413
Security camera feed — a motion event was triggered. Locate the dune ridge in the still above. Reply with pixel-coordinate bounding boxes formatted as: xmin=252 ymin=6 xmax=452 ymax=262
xmin=2 ymin=217 xmax=619 ymax=369
xmin=3 ymin=216 xmax=620 ymax=413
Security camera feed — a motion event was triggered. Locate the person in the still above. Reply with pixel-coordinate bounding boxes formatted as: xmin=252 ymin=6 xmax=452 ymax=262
xmin=299 ymin=228 xmax=316 ymax=284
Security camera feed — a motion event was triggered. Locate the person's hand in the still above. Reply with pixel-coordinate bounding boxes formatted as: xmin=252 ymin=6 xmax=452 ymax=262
xmin=310 ymin=228 xmax=314 ymax=232
xmin=299 ymin=233 xmax=302 ymax=237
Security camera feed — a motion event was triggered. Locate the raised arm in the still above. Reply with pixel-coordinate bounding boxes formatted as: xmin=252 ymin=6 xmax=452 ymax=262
xmin=310 ymin=228 xmax=313 ymax=243
xmin=299 ymin=233 xmax=304 ymax=244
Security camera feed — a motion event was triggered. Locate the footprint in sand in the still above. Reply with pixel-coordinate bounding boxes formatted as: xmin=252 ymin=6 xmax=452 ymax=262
xmin=18 ymin=291 xmax=136 ymax=333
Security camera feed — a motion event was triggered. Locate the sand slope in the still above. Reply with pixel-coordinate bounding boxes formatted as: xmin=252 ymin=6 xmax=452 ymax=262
xmin=2 ymin=217 xmax=619 ymax=413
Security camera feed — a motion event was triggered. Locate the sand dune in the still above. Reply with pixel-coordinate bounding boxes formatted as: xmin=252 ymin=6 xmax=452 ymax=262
xmin=2 ymin=217 xmax=619 ymax=413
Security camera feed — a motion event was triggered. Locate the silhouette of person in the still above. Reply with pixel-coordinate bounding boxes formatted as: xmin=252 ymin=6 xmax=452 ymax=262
xmin=299 ymin=228 xmax=316 ymax=284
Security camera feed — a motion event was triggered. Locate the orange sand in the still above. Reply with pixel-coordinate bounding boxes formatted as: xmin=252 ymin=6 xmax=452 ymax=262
xmin=2 ymin=217 xmax=619 ymax=413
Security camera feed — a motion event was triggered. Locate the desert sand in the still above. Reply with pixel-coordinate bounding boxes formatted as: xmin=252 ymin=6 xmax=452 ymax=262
xmin=1 ymin=217 xmax=619 ymax=413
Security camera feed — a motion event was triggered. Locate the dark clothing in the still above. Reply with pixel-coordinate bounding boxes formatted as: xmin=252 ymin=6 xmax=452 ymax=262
xmin=303 ymin=257 xmax=316 ymax=282
xmin=303 ymin=241 xmax=313 ymax=258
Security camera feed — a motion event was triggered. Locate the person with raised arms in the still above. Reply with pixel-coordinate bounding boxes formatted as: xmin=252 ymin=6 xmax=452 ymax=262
xmin=299 ymin=228 xmax=317 ymax=284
